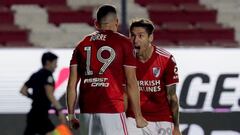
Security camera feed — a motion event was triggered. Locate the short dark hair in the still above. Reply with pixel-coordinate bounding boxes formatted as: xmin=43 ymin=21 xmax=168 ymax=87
xmin=130 ymin=18 xmax=155 ymax=35
xmin=41 ymin=51 xmax=58 ymax=66
xmin=96 ymin=4 xmax=117 ymax=23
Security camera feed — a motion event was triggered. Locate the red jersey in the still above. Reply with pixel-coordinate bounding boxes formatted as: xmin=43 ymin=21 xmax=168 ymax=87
xmin=70 ymin=30 xmax=136 ymax=113
xmin=127 ymin=45 xmax=179 ymax=122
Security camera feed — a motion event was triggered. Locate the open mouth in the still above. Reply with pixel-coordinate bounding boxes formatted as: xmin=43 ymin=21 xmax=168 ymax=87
xmin=134 ymin=46 xmax=140 ymax=49
xmin=134 ymin=46 xmax=140 ymax=54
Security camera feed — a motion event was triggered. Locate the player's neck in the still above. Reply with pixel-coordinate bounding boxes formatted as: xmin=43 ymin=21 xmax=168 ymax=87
xmin=100 ymin=25 xmax=117 ymax=32
xmin=138 ymin=45 xmax=153 ymax=63
xmin=43 ymin=66 xmax=53 ymax=73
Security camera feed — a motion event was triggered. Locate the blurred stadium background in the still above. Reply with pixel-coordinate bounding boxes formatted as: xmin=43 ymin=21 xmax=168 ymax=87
xmin=0 ymin=0 xmax=240 ymax=135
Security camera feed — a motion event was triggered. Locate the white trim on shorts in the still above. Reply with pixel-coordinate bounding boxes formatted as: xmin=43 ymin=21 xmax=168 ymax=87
xmin=120 ymin=113 xmax=128 ymax=135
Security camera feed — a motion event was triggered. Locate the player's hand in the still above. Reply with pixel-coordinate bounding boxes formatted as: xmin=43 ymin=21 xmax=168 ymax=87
xmin=173 ymin=126 xmax=182 ymax=135
xmin=135 ymin=116 xmax=148 ymax=128
xmin=66 ymin=114 xmax=80 ymax=129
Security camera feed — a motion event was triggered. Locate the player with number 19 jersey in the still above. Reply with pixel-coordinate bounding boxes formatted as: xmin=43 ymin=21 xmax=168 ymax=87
xmin=70 ymin=30 xmax=136 ymax=113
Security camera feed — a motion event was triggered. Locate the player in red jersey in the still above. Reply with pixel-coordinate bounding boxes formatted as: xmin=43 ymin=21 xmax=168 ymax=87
xmin=126 ymin=18 xmax=182 ymax=135
xmin=66 ymin=4 xmax=147 ymax=135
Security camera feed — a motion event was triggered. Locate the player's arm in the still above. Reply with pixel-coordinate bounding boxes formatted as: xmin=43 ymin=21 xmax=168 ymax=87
xmin=20 ymin=75 xmax=34 ymax=99
xmin=65 ymin=46 xmax=80 ymax=129
xmin=123 ymin=88 xmax=128 ymax=112
xmin=166 ymin=84 xmax=181 ymax=133
xmin=66 ymin=65 xmax=80 ymax=129
xmin=20 ymin=85 xmax=32 ymax=99
xmin=124 ymin=66 xmax=148 ymax=128
xmin=45 ymin=84 xmax=66 ymax=124
xmin=165 ymin=55 xmax=181 ymax=135
xmin=66 ymin=65 xmax=78 ymax=115
xmin=45 ymin=85 xmax=63 ymax=111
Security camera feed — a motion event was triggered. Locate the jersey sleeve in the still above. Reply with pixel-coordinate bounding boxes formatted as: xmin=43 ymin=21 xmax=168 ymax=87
xmin=122 ymin=39 xmax=136 ymax=67
xmin=164 ymin=55 xmax=179 ymax=86
xmin=70 ymin=46 xmax=79 ymax=66
xmin=44 ymin=74 xmax=55 ymax=86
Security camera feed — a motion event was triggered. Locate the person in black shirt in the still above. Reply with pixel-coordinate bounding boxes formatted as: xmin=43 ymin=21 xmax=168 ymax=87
xmin=20 ymin=52 xmax=66 ymax=135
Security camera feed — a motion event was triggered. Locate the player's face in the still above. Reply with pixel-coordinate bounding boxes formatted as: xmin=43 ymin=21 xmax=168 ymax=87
xmin=130 ymin=27 xmax=153 ymax=56
xmin=49 ymin=59 xmax=57 ymax=72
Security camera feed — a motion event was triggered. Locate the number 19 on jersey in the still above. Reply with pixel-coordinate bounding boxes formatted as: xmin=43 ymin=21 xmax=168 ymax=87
xmin=84 ymin=46 xmax=116 ymax=76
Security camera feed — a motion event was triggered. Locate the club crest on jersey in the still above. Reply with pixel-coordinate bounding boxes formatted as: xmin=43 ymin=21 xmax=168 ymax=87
xmin=152 ymin=67 xmax=160 ymax=78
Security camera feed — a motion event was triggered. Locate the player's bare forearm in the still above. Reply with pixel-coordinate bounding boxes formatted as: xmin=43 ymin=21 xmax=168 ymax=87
xmin=167 ymin=85 xmax=180 ymax=127
xmin=170 ymin=95 xmax=180 ymax=127
xmin=123 ymin=89 xmax=128 ymax=111
xmin=66 ymin=66 xmax=78 ymax=114
xmin=45 ymin=85 xmax=62 ymax=110
xmin=124 ymin=67 xmax=142 ymax=117
xmin=45 ymin=85 xmax=66 ymax=123
xmin=124 ymin=67 xmax=148 ymax=128
xmin=126 ymin=83 xmax=142 ymax=117
xmin=66 ymin=85 xmax=77 ymax=114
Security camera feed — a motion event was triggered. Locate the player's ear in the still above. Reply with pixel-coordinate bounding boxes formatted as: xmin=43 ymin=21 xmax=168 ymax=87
xmin=149 ymin=34 xmax=153 ymax=42
xmin=94 ymin=19 xmax=100 ymax=29
xmin=115 ymin=18 xmax=119 ymax=27
xmin=116 ymin=18 xmax=119 ymax=25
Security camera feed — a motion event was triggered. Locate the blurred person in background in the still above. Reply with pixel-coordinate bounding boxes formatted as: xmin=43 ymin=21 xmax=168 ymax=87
xmin=126 ymin=18 xmax=182 ymax=135
xmin=20 ymin=51 xmax=66 ymax=135
xmin=66 ymin=4 xmax=148 ymax=135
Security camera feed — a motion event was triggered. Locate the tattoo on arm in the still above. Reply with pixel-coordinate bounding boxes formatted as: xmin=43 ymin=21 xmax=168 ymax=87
xmin=167 ymin=85 xmax=180 ymax=127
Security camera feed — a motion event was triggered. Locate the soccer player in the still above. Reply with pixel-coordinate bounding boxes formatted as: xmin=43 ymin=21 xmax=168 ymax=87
xmin=66 ymin=4 xmax=148 ymax=135
xmin=20 ymin=52 xmax=66 ymax=135
xmin=126 ymin=18 xmax=182 ymax=135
